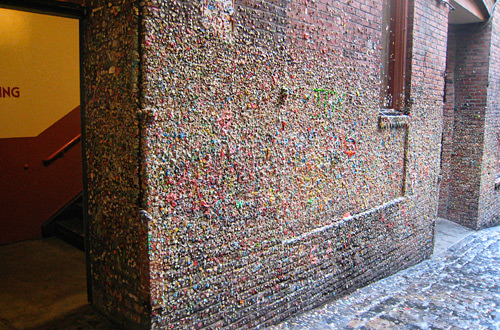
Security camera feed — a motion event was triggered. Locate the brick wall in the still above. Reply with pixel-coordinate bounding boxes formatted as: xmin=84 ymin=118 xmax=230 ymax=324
xmin=404 ymin=0 xmax=449 ymax=244
xmin=83 ymin=0 xmax=450 ymax=328
xmin=439 ymin=11 xmax=500 ymax=230
xmin=438 ymin=28 xmax=456 ymax=218
xmin=446 ymin=23 xmax=490 ymax=228
xmin=82 ymin=0 xmax=151 ymax=327
xmin=478 ymin=9 xmax=500 ymax=229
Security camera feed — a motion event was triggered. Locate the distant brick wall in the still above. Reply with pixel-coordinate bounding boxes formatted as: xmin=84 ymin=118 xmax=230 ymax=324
xmin=447 ymin=23 xmax=490 ymax=228
xmin=439 ymin=12 xmax=500 ymax=229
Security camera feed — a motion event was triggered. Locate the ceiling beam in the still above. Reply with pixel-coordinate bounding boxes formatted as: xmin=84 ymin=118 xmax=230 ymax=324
xmin=0 ymin=0 xmax=84 ymax=18
xmin=449 ymin=0 xmax=491 ymax=23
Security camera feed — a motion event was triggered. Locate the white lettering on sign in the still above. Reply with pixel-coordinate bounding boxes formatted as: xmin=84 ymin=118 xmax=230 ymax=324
xmin=0 ymin=87 xmax=20 ymax=98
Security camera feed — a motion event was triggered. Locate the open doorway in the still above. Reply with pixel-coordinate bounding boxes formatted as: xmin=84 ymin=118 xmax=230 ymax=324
xmin=0 ymin=3 xmax=92 ymax=329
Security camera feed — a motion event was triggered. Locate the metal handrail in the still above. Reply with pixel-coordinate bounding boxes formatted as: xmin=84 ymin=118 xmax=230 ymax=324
xmin=43 ymin=133 xmax=81 ymax=166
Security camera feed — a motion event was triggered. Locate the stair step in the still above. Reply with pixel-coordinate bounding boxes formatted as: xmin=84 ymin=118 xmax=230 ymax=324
xmin=54 ymin=217 xmax=84 ymax=251
xmin=73 ymin=199 xmax=83 ymax=210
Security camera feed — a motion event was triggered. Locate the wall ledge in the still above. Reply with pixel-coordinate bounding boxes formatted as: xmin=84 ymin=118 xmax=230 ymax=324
xmin=282 ymin=197 xmax=407 ymax=245
xmin=378 ymin=110 xmax=410 ymax=129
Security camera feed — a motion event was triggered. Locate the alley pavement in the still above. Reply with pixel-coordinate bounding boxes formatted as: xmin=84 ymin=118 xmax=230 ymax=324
xmin=270 ymin=222 xmax=500 ymax=330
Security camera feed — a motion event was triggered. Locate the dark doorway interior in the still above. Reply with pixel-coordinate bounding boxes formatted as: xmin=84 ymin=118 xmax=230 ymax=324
xmin=0 ymin=2 xmax=91 ymax=329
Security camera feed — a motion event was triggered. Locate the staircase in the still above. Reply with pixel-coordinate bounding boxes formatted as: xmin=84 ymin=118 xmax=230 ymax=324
xmin=0 ymin=106 xmax=82 ymax=244
xmin=42 ymin=193 xmax=84 ymax=250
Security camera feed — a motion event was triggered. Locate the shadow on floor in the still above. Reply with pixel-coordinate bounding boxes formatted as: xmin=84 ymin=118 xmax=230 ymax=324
xmin=25 ymin=305 xmax=117 ymax=330
xmin=0 ymin=237 xmax=115 ymax=330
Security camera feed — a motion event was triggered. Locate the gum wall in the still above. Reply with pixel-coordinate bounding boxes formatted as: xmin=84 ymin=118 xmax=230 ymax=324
xmin=82 ymin=0 xmax=449 ymax=328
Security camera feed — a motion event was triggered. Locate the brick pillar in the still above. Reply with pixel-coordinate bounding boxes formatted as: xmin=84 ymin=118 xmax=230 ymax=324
xmin=438 ymin=27 xmax=456 ymax=219
xmin=477 ymin=11 xmax=500 ymax=229
xmin=444 ymin=23 xmax=492 ymax=229
xmin=82 ymin=0 xmax=151 ymax=328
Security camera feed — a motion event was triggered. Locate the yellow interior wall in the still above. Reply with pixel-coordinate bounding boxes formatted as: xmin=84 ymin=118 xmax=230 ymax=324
xmin=0 ymin=8 xmax=79 ymax=138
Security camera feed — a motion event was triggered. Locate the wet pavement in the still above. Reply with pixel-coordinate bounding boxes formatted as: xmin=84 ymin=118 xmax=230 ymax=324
xmin=270 ymin=223 xmax=500 ymax=330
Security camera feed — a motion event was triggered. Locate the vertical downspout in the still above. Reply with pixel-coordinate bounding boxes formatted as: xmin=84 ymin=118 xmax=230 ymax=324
xmin=137 ymin=0 xmax=145 ymax=208
xmin=135 ymin=1 xmax=154 ymax=327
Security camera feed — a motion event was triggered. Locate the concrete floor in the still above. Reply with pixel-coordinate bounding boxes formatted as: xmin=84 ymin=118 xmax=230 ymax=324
xmin=433 ymin=217 xmax=473 ymax=256
xmin=0 ymin=237 xmax=87 ymax=330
